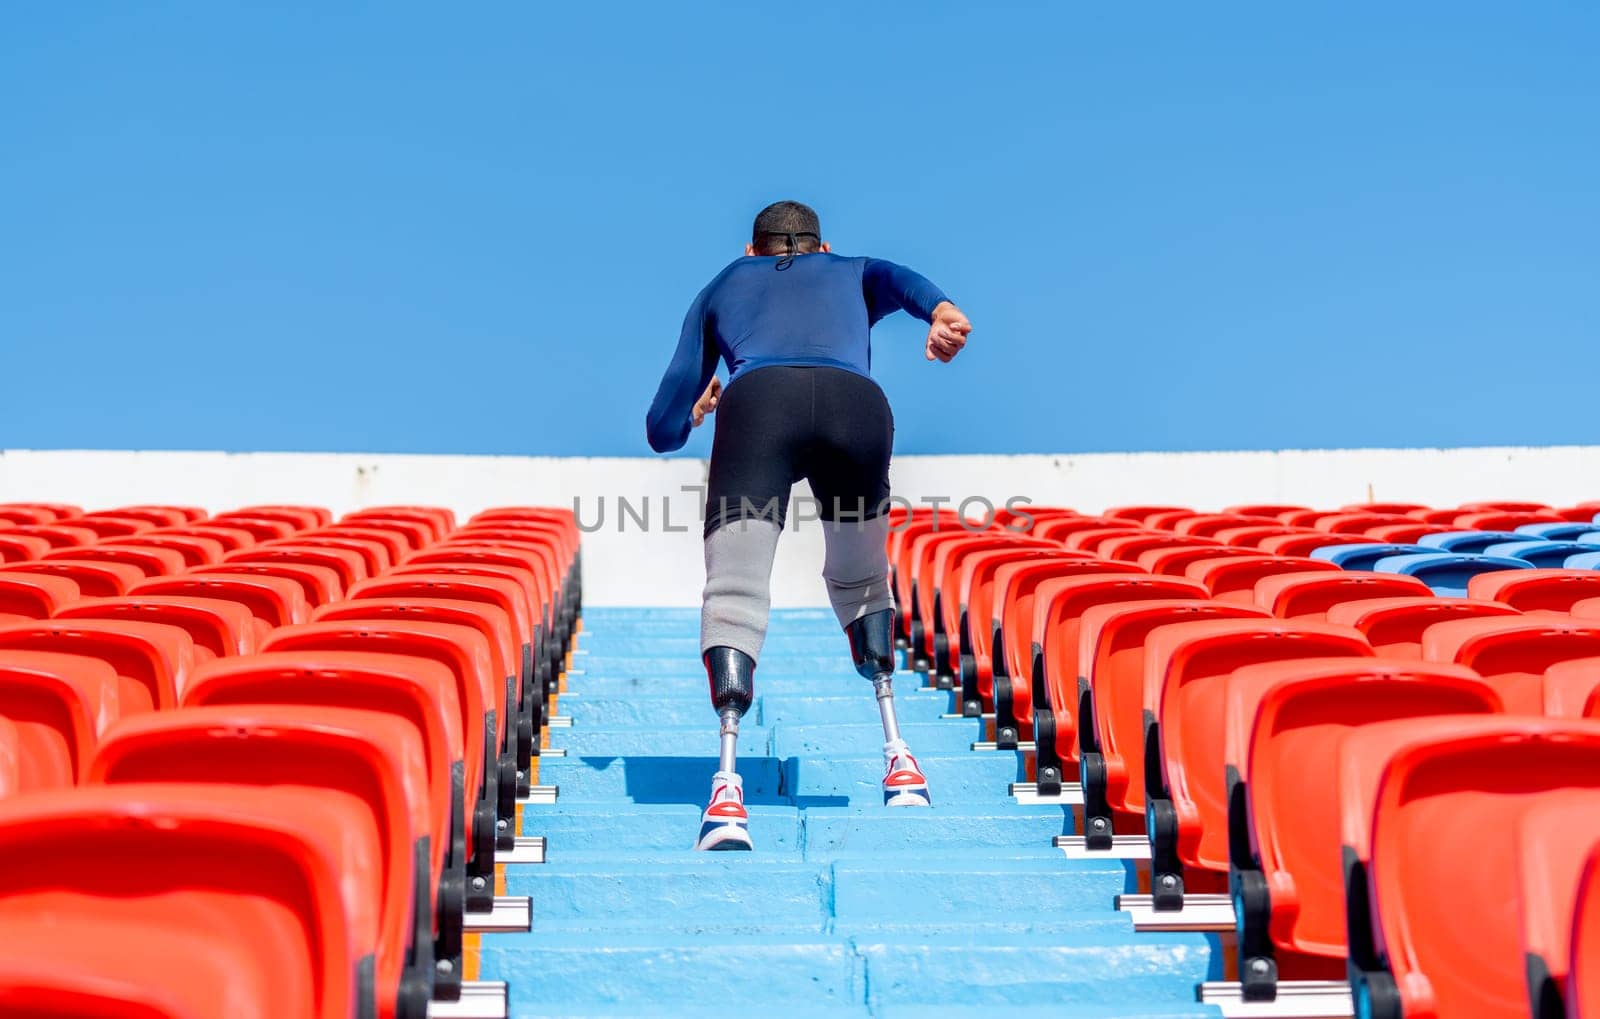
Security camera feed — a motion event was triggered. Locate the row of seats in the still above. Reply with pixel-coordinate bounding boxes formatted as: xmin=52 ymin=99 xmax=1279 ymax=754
xmin=0 ymin=500 xmax=582 ymax=1019
xmin=886 ymin=500 xmax=1600 ymax=1019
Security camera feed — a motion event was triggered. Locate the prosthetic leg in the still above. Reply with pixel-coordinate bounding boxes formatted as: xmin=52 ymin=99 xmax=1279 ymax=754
xmin=845 ymin=608 xmax=932 ymax=807
xmin=696 ymin=647 xmax=756 ymax=850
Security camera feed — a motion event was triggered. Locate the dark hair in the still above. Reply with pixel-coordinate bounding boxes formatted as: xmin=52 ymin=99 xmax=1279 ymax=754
xmin=751 ymin=201 xmax=822 ymax=256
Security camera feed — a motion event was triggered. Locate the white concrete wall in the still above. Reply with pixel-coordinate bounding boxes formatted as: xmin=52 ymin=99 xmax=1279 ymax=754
xmin=4 ymin=446 xmax=1598 ymax=607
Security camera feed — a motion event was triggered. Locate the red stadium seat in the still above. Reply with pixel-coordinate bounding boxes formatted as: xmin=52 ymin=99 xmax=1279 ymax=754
xmin=1364 ymin=521 xmax=1457 ymax=544
xmin=1325 ymin=596 xmax=1519 ymax=659
xmin=1310 ymin=512 xmax=1416 ymax=535
xmin=331 ymin=518 xmax=435 ymax=552
xmin=261 ymin=620 xmax=502 ymax=884
xmin=0 ymin=572 xmax=80 ymax=622
xmin=1 ymin=558 xmax=148 ymax=597
xmin=1137 ymin=544 xmax=1263 ymax=577
xmin=265 ymin=532 xmax=392 ymax=576
xmin=119 ymin=531 xmax=228 ymax=567
xmin=1061 ymin=526 xmax=1149 ymax=552
xmin=361 ymin=505 xmax=459 ymax=539
xmin=1251 ymin=570 xmax=1432 ymax=621
xmin=1339 ymin=716 xmax=1600 ymax=1019
xmin=226 ymin=543 xmax=369 ymax=590
xmin=89 ymin=706 xmax=435 ymax=1018
xmin=0 ymin=650 xmax=121 ymax=788
xmin=1027 ymin=574 xmax=1210 ymax=789
xmin=1142 ymin=618 xmax=1372 ymax=905
xmin=1213 ymin=525 xmax=1318 ymax=549
xmin=107 ymin=504 xmax=207 ymax=525
xmin=950 ymin=548 xmax=1080 ymax=712
xmin=928 ymin=534 xmax=1056 ymax=686
xmin=1545 ymin=659 xmax=1600 ymax=719
xmin=1099 ymin=533 xmax=1220 ymax=564
xmin=1570 ymin=842 xmax=1600 ymax=1016
xmin=0 ymin=619 xmax=193 ymax=713
xmin=1077 ymin=600 xmax=1271 ymax=844
xmin=151 ymin=522 xmax=260 ymax=551
xmin=1142 ymin=510 xmax=1205 ymax=531
xmin=1340 ymin=502 xmax=1431 ymax=515
xmin=44 ymin=542 xmax=188 ymax=578
xmin=1184 ymin=554 xmax=1341 ymax=604
xmin=1256 ymin=532 xmax=1349 ymax=557
xmin=209 ymin=514 xmax=299 ymax=541
xmin=4 ymin=523 xmax=100 ymax=548
xmin=1224 ymin=504 xmax=1312 ymax=519
xmin=55 ymin=595 xmax=257 ymax=661
xmin=1106 ymin=505 xmax=1193 ymax=524
xmin=1466 ymin=568 xmax=1600 ymax=614
xmin=888 ymin=513 xmax=976 ymax=632
xmin=0 ymin=506 xmax=60 ymax=526
xmin=909 ymin=530 xmax=1028 ymax=674
xmin=205 ymin=560 xmax=344 ymax=606
xmin=130 ymin=572 xmax=309 ymax=637
xmin=0 ymin=533 xmax=52 ymax=563
xmin=71 ymin=513 xmax=157 ymax=539
xmin=1221 ymin=659 xmax=1498 ymax=996
xmin=312 ymin=524 xmax=415 ymax=559
xmin=229 ymin=504 xmax=332 ymax=530
xmin=1032 ymin=516 xmax=1129 ymax=542
xmin=1173 ymin=514 xmax=1267 ymax=539
xmin=1515 ymin=795 xmax=1600 ymax=1017
xmin=0 ymin=783 xmax=369 ymax=1019
xmin=404 ymin=545 xmax=559 ymax=651
xmin=989 ymin=559 xmax=1156 ymax=728
xmin=1458 ymin=500 xmax=1556 ymax=514
xmin=1423 ymin=617 xmax=1600 ymax=713
xmin=1276 ymin=509 xmax=1330 ymax=528
xmin=184 ymin=650 xmax=466 ymax=975
xmin=1454 ymin=509 xmax=1564 ymax=530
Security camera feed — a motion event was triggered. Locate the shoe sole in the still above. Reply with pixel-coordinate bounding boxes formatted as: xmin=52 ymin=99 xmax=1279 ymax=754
xmin=695 ymin=820 xmax=754 ymax=851
xmin=884 ymin=789 xmax=932 ymax=808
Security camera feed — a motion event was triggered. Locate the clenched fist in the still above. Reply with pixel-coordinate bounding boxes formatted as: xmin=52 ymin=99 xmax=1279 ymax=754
xmin=925 ymin=302 xmax=972 ymax=363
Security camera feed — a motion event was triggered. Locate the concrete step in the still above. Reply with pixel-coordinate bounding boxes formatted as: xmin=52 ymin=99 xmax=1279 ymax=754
xmin=554 ymin=691 xmax=951 ymax=727
xmin=549 ymin=724 xmax=775 ymax=758
xmin=798 ymin=805 xmax=1068 ymax=853
xmin=548 ymin=720 xmax=979 ymax=759
xmin=504 ymin=858 xmax=832 ymax=932
xmin=571 ymin=655 xmax=859 ymax=677
xmin=772 ymin=720 xmax=983 ymax=756
xmin=524 ymin=802 xmax=803 ymax=855
xmin=538 ymin=751 xmax=1019 ymax=806
xmin=577 ymin=635 xmax=842 ymax=656
xmin=564 ymin=671 xmax=940 ymax=699
xmin=783 ymin=752 xmax=1023 ymax=807
xmin=831 ymin=857 xmax=1132 ymax=921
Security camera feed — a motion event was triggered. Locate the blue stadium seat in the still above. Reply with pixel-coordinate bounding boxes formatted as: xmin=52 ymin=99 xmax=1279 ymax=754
xmin=1515 ymin=522 xmax=1600 ymax=542
xmin=1310 ymin=543 xmax=1438 ymax=570
xmin=1566 ymin=551 xmax=1600 ymax=571
xmin=1373 ymin=553 xmax=1533 ymax=596
xmin=1418 ymin=530 xmax=1539 ymax=554
xmin=1483 ymin=540 xmax=1600 ymax=568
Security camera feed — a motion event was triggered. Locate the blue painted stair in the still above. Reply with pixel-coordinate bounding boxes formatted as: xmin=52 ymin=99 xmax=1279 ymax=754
xmin=486 ymin=608 xmax=1221 ymax=1017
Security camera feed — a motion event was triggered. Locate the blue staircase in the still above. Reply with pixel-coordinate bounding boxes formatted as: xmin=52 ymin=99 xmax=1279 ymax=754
xmin=484 ymin=608 xmax=1221 ymax=1016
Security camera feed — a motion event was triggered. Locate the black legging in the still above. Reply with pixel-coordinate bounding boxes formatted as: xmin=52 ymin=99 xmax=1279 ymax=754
xmin=704 ymin=365 xmax=894 ymax=538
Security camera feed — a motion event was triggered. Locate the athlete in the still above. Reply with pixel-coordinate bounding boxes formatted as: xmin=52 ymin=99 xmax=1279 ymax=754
xmin=646 ymin=200 xmax=972 ymax=850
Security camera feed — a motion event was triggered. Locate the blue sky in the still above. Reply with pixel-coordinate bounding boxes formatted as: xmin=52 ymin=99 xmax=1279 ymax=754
xmin=3 ymin=3 xmax=1595 ymax=456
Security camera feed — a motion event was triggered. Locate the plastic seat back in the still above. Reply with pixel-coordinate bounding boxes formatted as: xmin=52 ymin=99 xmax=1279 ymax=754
xmin=1309 ymin=542 xmax=1438 ymax=570
xmin=1467 ymin=568 xmax=1600 ymax=614
xmin=56 ymin=596 xmax=257 ymax=661
xmin=1030 ymin=575 xmax=1209 ymax=752
xmin=1106 ymin=505 xmax=1193 ymax=524
xmin=151 ymin=523 xmax=259 ymax=552
xmin=44 ymin=543 xmax=188 ymax=578
xmin=0 ymin=620 xmax=193 ymax=713
xmin=1570 ymin=843 xmax=1600 ymax=1017
xmin=1423 ymin=617 xmax=1600 ymax=713
xmin=1252 ymin=570 xmax=1432 ymax=621
xmin=1098 ymin=533 xmax=1219 ymax=563
xmin=210 ymin=513 xmax=299 ymax=541
xmin=1145 ymin=618 xmax=1373 ymax=871
xmin=992 ymin=559 xmax=1151 ymax=693
xmin=1312 ymin=512 xmax=1417 ymax=535
xmin=1373 ymin=552 xmax=1532 ymax=596
xmin=73 ymin=514 xmax=157 ymax=539
xmin=2 ymin=524 xmax=100 ymax=549
xmin=1173 ymin=514 xmax=1265 ymax=539
xmin=265 ymin=534 xmax=391 ymax=576
xmin=1257 ymin=532 xmax=1349 ymax=557
xmin=89 ymin=706 xmax=432 ymax=1017
xmin=1213 ymin=525 xmax=1314 ymax=549
xmin=1078 ymin=601 xmax=1271 ymax=819
xmin=204 ymin=560 xmax=343 ymax=606
xmin=1418 ymin=530 xmax=1536 ymax=554
xmin=1137 ymin=544 xmax=1262 ymax=577
xmin=1365 ymin=522 xmax=1456 ymax=544
xmin=1516 ymin=522 xmax=1600 ymax=542
xmin=933 ymin=535 xmax=1055 ymax=671
xmin=1455 ymin=510 xmax=1564 ymax=531
xmin=226 ymin=544 xmax=369 ymax=590
xmin=1326 ymin=595 xmax=1519 ymax=659
xmin=0 ymin=533 xmax=53 ymax=563
xmin=1484 ymin=540 xmax=1600 ymax=568
xmin=1515 ymin=795 xmax=1600 ymax=1016
xmin=1222 ymin=659 xmax=1497 ymax=959
xmin=0 ymin=572 xmax=80 ymax=622
xmin=1543 ymin=659 xmax=1600 ymax=719
xmin=1340 ymin=717 xmax=1600 ymax=1019
xmin=0 ymin=650 xmax=121 ymax=788
xmin=130 ymin=572 xmax=309 ymax=636
xmin=0 ymin=783 xmax=363 ymax=1019
xmin=2 ymin=559 xmax=147 ymax=597
xmin=120 ymin=532 xmax=228 ymax=567
xmin=1185 ymin=554 xmax=1341 ymax=604
xmin=229 ymin=504 xmax=332 ymax=530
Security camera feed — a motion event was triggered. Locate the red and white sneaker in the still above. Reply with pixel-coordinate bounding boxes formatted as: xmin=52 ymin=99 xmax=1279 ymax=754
xmin=882 ymin=738 xmax=932 ymax=807
xmin=695 ymin=770 xmax=754 ymax=851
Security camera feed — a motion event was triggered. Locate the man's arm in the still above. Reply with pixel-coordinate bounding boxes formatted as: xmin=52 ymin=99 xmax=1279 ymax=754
xmin=645 ymin=287 xmax=720 ymax=453
xmin=862 ymin=258 xmax=973 ymax=363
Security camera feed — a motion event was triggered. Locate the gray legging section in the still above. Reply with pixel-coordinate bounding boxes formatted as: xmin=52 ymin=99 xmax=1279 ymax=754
xmin=701 ymin=513 xmax=893 ymax=660
xmin=701 ymin=518 xmax=783 ymax=660
xmin=820 ymin=514 xmax=893 ymax=628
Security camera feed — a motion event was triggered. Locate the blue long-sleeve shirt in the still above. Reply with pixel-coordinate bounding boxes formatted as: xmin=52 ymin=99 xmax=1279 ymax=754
xmin=645 ymin=253 xmax=951 ymax=452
